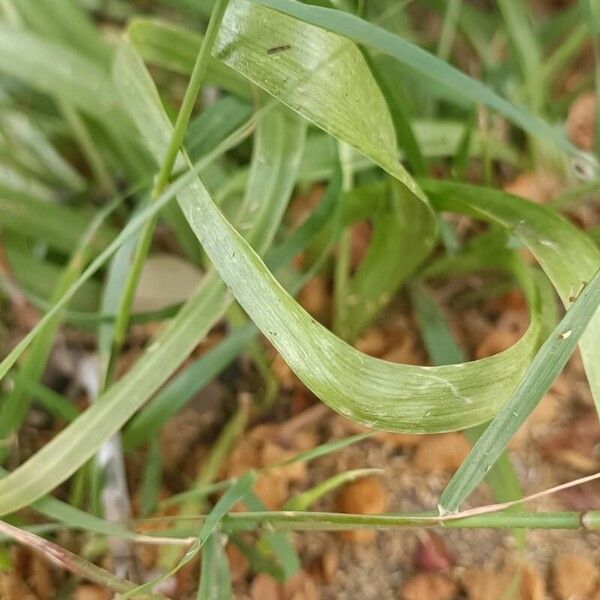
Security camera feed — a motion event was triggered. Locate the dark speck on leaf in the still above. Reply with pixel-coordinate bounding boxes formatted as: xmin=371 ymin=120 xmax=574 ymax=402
xmin=267 ymin=45 xmax=291 ymax=55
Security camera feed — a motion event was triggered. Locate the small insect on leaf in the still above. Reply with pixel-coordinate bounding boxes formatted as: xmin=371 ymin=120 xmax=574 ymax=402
xmin=267 ymin=45 xmax=291 ymax=55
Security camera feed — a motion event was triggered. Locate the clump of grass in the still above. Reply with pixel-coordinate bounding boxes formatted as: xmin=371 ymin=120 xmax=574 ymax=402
xmin=0 ymin=0 xmax=599 ymax=597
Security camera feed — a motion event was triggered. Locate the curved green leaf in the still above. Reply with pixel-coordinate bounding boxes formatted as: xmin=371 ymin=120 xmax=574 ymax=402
xmin=0 ymin=2 xmax=597 ymax=525
xmin=122 ymin=12 xmax=549 ymax=434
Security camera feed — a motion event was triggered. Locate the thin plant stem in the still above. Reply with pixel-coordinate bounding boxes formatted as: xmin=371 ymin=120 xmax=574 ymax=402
xmin=0 ymin=112 xmax=255 ymax=385
xmin=333 ymin=141 xmax=354 ymax=339
xmin=0 ymin=196 xmax=122 ymax=463
xmin=153 ymin=0 xmax=232 ymax=196
xmin=227 ymin=303 xmax=278 ymax=408
xmin=132 ymin=509 xmax=600 ymax=533
xmin=106 ymin=0 xmax=232 ymax=377
xmin=0 ymin=519 xmax=168 ymax=599
xmin=159 ymin=401 xmax=249 ymax=569
xmin=60 ymin=101 xmax=117 ymax=197
xmin=437 ymin=0 xmax=462 ymax=61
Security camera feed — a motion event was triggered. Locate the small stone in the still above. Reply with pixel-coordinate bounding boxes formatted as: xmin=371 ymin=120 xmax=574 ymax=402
xmin=504 ymin=171 xmax=562 ymax=204
xmin=337 ymin=476 xmax=388 ymax=544
xmin=299 ymin=276 xmax=330 ymax=319
xmin=250 ymin=573 xmax=281 ymax=600
xmin=337 ymin=476 xmax=388 ymax=514
xmin=412 ymin=433 xmax=470 ymax=472
xmin=462 ymin=563 xmax=544 ymax=600
xmin=566 ymin=91 xmax=597 ymax=151
xmin=226 ymin=543 xmax=249 ymax=583
xmin=553 ymin=554 xmax=599 ymax=600
xmin=73 ymin=586 xmax=111 ymax=600
xmin=282 ymin=570 xmax=319 ymax=600
xmin=355 ymin=328 xmax=388 ymax=357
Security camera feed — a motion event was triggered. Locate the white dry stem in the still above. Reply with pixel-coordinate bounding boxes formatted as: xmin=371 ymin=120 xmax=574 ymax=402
xmin=77 ymin=354 xmax=139 ymax=582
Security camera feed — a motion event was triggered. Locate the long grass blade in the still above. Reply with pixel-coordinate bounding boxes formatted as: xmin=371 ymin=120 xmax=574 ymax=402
xmin=440 ymin=266 xmax=600 ymax=512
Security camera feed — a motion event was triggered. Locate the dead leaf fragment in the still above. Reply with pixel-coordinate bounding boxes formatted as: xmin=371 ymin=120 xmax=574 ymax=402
xmin=553 ymin=554 xmax=599 ymax=600
xmin=510 ymin=391 xmax=560 ymax=447
xmin=349 ymin=221 xmax=373 ymax=269
xmin=414 ymin=532 xmax=455 ymax=572
xmin=401 ymin=573 xmax=458 ymax=600
xmin=475 ymin=310 xmax=527 ymax=359
xmin=225 ymin=424 xmax=308 ymax=509
xmin=320 ymin=550 xmax=338 ymax=584
xmin=355 ymin=327 xmax=388 ymax=357
xmin=30 ymin=554 xmax=55 ymax=600
xmin=271 ymin=354 xmax=298 ymax=390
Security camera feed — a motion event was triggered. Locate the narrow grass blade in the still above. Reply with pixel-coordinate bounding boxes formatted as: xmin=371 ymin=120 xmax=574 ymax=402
xmin=283 ymin=468 xmax=381 ymax=511
xmin=366 ymin=53 xmax=427 ymax=176
xmin=243 ymin=492 xmax=300 ymax=580
xmin=0 ymin=192 xmax=116 ymax=255
xmin=341 ymin=180 xmax=432 ymax=338
xmin=276 ymin=433 xmax=373 ymax=469
xmin=218 ymin=509 xmax=597 ymax=532
xmin=0 ymin=107 xmax=84 ymax=191
xmin=0 ymin=200 xmax=119 ymax=462
xmin=14 ymin=0 xmax=112 ymax=66
xmin=0 ymin=111 xmax=255 ymax=386
xmin=186 ymin=96 xmax=252 ymax=162
xmin=410 ymin=281 xmax=525 ymax=544
xmin=127 ymin=17 xmax=250 ymax=98
xmin=198 ymin=533 xmax=231 ymax=600
xmin=140 ymin=439 xmax=162 ymax=517
xmin=440 ymin=266 xmax=600 ymax=513
xmin=159 ymin=432 xmax=370 ymax=510
xmin=0 ymin=24 xmax=115 ymax=118
xmin=496 ymin=0 xmax=543 ymax=112
xmin=1 ymin=250 xmax=101 ymax=313
xmin=122 ymin=472 xmax=254 ymax=599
